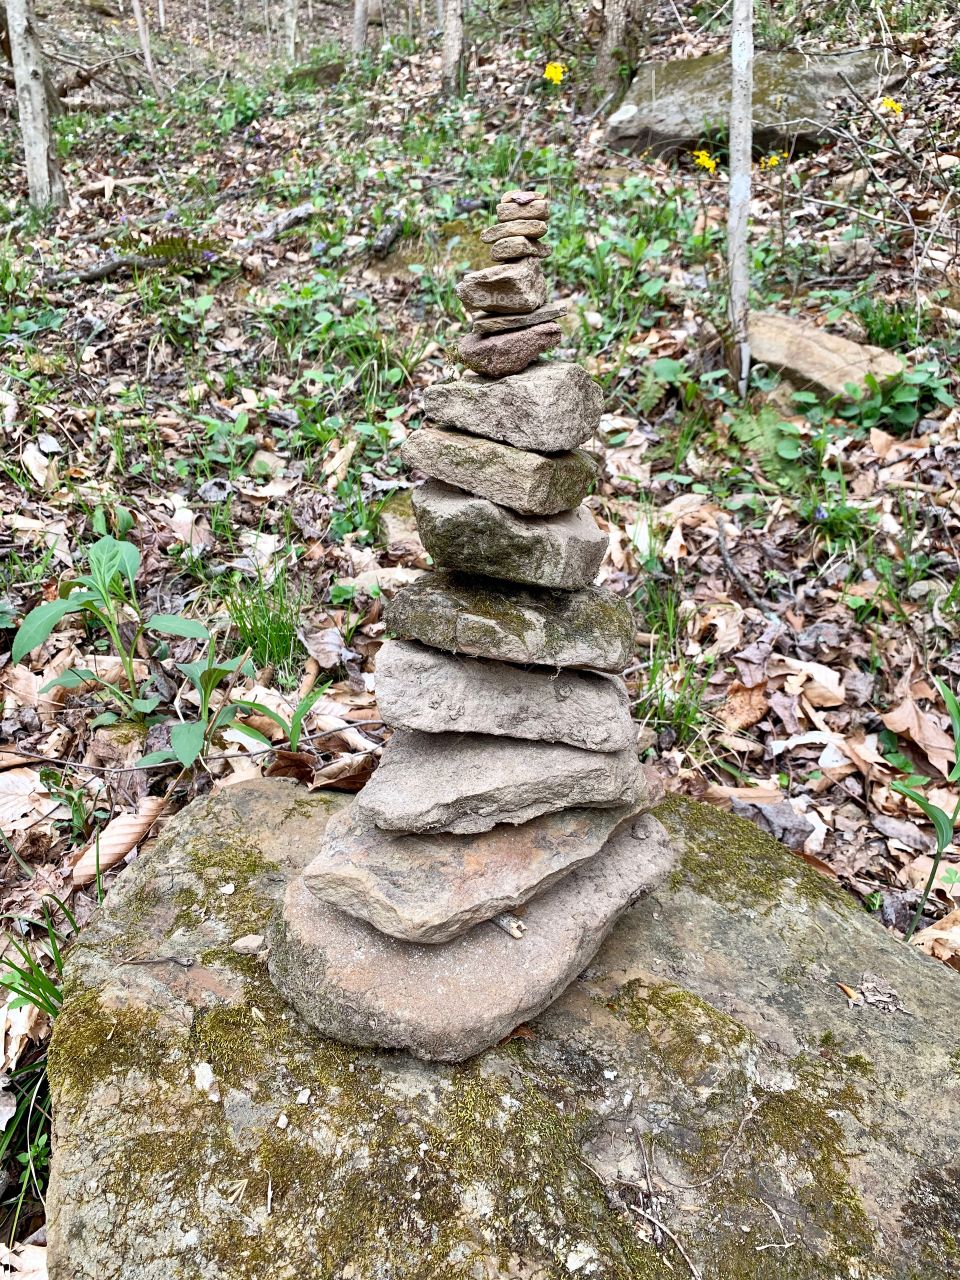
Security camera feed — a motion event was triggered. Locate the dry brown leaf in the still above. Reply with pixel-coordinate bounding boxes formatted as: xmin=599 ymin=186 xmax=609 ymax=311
xmin=306 ymin=750 xmax=380 ymax=792
xmin=0 ymin=1242 xmax=48 ymax=1278
xmin=901 ymin=856 xmax=960 ymax=900
xmin=0 ymin=768 xmax=63 ymax=832
xmin=881 ymin=699 xmax=955 ymax=777
xmin=767 ymin=656 xmax=845 ymax=708
xmin=70 ymin=795 xmax=167 ymax=885
xmin=300 ymin=625 xmax=352 ymax=670
xmin=719 ymin=680 xmax=768 ymax=730
xmin=912 ymin=907 xmax=960 ymax=969
xmin=703 ymin=780 xmax=783 ymax=805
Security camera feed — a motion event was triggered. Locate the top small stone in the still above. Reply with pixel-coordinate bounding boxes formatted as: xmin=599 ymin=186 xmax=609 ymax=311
xmin=501 ymin=190 xmax=542 ymax=204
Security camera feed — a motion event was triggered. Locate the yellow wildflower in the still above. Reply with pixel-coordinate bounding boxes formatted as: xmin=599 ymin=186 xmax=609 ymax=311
xmin=691 ymin=149 xmax=717 ymax=173
xmin=758 ymin=150 xmax=788 ymax=171
xmin=881 ymin=96 xmax=903 ymax=113
xmin=543 ymin=62 xmax=567 ymax=84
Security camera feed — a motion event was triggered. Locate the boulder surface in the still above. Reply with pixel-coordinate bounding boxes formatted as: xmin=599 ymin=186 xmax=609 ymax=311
xmin=607 ymin=49 xmax=907 ymax=154
xmin=748 ymin=311 xmax=903 ymax=400
xmin=47 ymin=780 xmax=959 ymax=1279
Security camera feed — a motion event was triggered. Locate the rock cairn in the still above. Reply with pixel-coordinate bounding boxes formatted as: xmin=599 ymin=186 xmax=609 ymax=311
xmin=269 ymin=189 xmax=676 ymax=1062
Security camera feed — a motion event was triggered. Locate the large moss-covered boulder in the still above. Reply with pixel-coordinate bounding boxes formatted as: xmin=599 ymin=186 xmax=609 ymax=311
xmin=607 ymin=50 xmax=907 ymax=154
xmin=47 ymin=780 xmax=957 ymax=1279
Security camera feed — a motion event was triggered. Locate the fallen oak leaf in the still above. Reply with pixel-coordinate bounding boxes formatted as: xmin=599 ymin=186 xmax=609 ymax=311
xmin=912 ymin=907 xmax=960 ymax=970
xmin=719 ymin=680 xmax=768 ymax=730
xmin=70 ymin=795 xmax=167 ymax=885
xmin=881 ymin=699 xmax=955 ymax=777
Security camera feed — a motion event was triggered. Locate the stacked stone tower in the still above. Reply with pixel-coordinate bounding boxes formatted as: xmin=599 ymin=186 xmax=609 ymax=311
xmin=269 ymin=190 xmax=676 ymax=1061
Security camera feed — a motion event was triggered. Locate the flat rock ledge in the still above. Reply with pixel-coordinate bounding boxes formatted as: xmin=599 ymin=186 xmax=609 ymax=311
xmin=48 ymin=780 xmax=959 ymax=1280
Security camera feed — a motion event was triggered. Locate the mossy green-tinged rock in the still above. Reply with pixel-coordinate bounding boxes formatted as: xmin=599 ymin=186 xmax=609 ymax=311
xmin=412 ymin=480 xmax=605 ymax=590
xmin=607 ymin=49 xmax=908 ymax=154
xmin=401 ymin=427 xmax=596 ymax=516
xmin=384 ymin=569 xmax=635 ymax=671
xmin=48 ymin=780 xmax=958 ymax=1278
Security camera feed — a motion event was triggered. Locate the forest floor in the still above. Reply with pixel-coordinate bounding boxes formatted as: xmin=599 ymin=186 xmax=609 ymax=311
xmin=1 ymin=0 xmax=960 ymax=1258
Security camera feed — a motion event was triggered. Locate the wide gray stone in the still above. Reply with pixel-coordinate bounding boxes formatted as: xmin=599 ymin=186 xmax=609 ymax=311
xmin=302 ymin=795 xmax=646 ymax=942
xmin=275 ymin=806 xmax=674 ymax=1061
xmin=607 ymin=49 xmax=908 ymax=154
xmin=412 ymin=480 xmax=605 ymax=590
xmin=457 ymin=321 xmax=561 ymax=377
xmin=454 ymin=258 xmax=546 ymax=314
xmin=375 ymin=639 xmax=634 ymax=750
xmin=385 ymin=570 xmax=635 ymax=671
xmin=489 ymin=236 xmax=551 ymax=261
xmin=423 ymin=362 xmax=604 ymax=452
xmin=48 ymin=780 xmax=960 ymax=1278
xmin=401 ymin=426 xmax=596 ymax=515
xmin=749 ymin=311 xmax=903 ymax=401
xmin=497 ymin=196 xmax=549 ymax=221
xmin=472 ymin=298 xmax=568 ymax=334
xmin=480 ymin=218 xmax=548 ymax=242
xmin=354 ymin=727 xmax=643 ymax=834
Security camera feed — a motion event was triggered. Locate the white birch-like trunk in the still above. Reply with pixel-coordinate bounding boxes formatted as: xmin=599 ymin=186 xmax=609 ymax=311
xmin=283 ymin=0 xmax=298 ymax=55
xmin=130 ymin=0 xmax=161 ymax=95
xmin=6 ymin=0 xmax=65 ymax=209
xmin=157 ymin=0 xmax=166 ymax=29
xmin=351 ymin=0 xmax=368 ymax=54
xmin=728 ymin=0 xmax=753 ymax=398
xmin=440 ymin=0 xmax=463 ymax=96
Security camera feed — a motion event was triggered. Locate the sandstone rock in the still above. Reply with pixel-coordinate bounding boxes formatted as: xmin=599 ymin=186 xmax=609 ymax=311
xmin=500 ymin=188 xmax=543 ymax=204
xmin=457 ymin=322 xmax=561 ymax=377
xmin=472 ymin=299 xmax=568 ymax=334
xmin=424 ymin=362 xmax=603 ymax=452
xmin=401 ymin=427 xmax=595 ymax=516
xmin=454 ymin=258 xmax=546 ymax=315
xmin=489 ymin=236 xmax=552 ymax=262
xmin=480 ymin=218 xmax=548 ymax=243
xmin=276 ymin=807 xmax=673 ymax=1061
xmin=412 ymin=480 xmax=605 ymax=590
xmin=375 ymin=640 xmax=635 ymax=750
xmin=49 ymin=780 xmax=958 ymax=1278
xmin=607 ymin=49 xmax=908 ymax=155
xmin=303 ymin=795 xmax=644 ymax=941
xmin=354 ymin=728 xmax=642 ymax=835
xmin=748 ymin=311 xmax=903 ymax=401
xmin=385 ymin=570 xmax=634 ymax=671
xmin=497 ymin=197 xmax=549 ymax=221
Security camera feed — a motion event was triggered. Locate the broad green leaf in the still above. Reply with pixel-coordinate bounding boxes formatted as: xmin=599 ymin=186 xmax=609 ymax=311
xmin=12 ymin=594 xmax=96 ymax=663
xmin=233 ymin=699 xmax=290 ymax=734
xmin=932 ymin=676 xmax=960 ymax=761
xmin=146 ymin=614 xmax=210 ymax=640
xmin=40 ymin=668 xmax=100 ymax=692
xmin=170 ymin=720 xmax=206 ymax=767
xmin=136 ymin=750 xmax=178 ymax=767
xmin=89 ymin=712 xmax=119 ymax=729
xmin=891 ymin=782 xmax=955 ymax=852
xmin=131 ymin=696 xmax=161 ymax=714
xmin=229 ymin=722 xmax=273 ymax=746
xmin=88 ymin=535 xmax=140 ymax=589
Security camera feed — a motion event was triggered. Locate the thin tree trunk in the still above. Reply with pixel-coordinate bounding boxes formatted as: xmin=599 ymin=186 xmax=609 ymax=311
xmin=597 ymin=0 xmax=644 ymax=94
xmin=6 ymin=0 xmax=65 ymax=209
xmin=352 ymin=0 xmax=368 ymax=53
xmin=440 ymin=0 xmax=463 ymax=96
xmin=129 ymin=0 xmax=161 ymax=95
xmin=263 ymin=0 xmax=272 ymax=53
xmin=157 ymin=0 xmax=166 ymax=29
xmin=728 ymin=0 xmax=753 ymax=398
xmin=284 ymin=0 xmax=297 ymax=54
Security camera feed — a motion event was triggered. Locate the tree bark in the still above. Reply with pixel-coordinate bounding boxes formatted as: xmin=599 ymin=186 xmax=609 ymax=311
xmin=596 ymin=0 xmax=644 ymax=95
xmin=351 ymin=0 xmax=368 ymax=53
xmin=129 ymin=0 xmax=161 ymax=95
xmin=6 ymin=0 xmax=66 ymax=210
xmin=728 ymin=0 xmax=753 ymax=398
xmin=440 ymin=0 xmax=463 ymax=96
xmin=284 ymin=0 xmax=298 ymax=55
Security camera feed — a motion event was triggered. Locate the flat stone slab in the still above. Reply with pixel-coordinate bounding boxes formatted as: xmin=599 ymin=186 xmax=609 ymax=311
xmin=385 ymin=570 xmax=635 ymax=671
xmin=472 ymin=299 xmax=568 ymax=334
xmin=375 ymin=639 xmax=635 ymax=750
xmin=274 ymin=805 xmax=674 ymax=1060
xmin=303 ymin=795 xmax=644 ymax=942
xmin=401 ymin=426 xmax=596 ymax=515
xmin=457 ymin=321 xmax=560 ymax=377
xmin=424 ymin=362 xmax=604 ymax=452
xmin=48 ymin=780 xmax=960 ymax=1279
xmin=412 ymin=480 xmax=605 ymax=590
xmin=354 ymin=728 xmax=643 ymax=834
xmin=454 ymin=258 xmax=546 ymax=314
xmin=480 ymin=218 xmax=547 ymax=242
xmin=497 ymin=195 xmax=549 ymax=221
xmin=607 ymin=49 xmax=907 ymax=154
xmin=749 ymin=311 xmax=903 ymax=401
xmin=489 ymin=236 xmax=552 ymax=261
